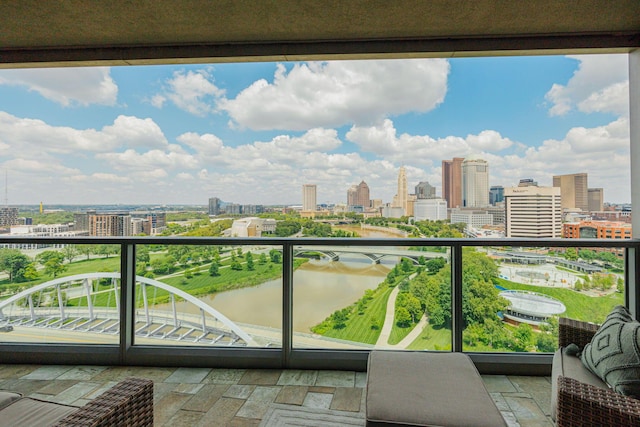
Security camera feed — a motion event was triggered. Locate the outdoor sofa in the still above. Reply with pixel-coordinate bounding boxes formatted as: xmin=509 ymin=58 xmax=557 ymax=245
xmin=0 ymin=377 xmax=153 ymax=427
xmin=553 ymin=315 xmax=640 ymax=426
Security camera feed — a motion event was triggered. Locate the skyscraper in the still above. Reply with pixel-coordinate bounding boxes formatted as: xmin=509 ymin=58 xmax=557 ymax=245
xmin=553 ymin=173 xmax=588 ymax=211
xmin=442 ymin=157 xmax=463 ymax=209
xmin=489 ymin=185 xmax=504 ymax=205
xmin=208 ymin=197 xmax=222 ymax=216
xmin=302 ymin=184 xmax=317 ymax=211
xmin=505 ymin=186 xmax=562 ymax=238
xmin=355 ymin=181 xmax=370 ymax=208
xmin=392 ymin=166 xmax=408 ymax=213
xmin=415 ymin=181 xmax=436 ymax=199
xmin=462 ymin=158 xmax=489 ymax=208
xmin=588 ymin=188 xmax=604 ymax=212
xmin=347 ymin=185 xmax=358 ymax=207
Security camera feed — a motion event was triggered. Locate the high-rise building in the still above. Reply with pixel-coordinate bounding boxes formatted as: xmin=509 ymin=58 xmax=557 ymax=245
xmin=131 ymin=211 xmax=167 ymax=235
xmin=89 ymin=211 xmax=132 ymax=237
xmin=0 ymin=207 xmax=19 ymax=228
xmin=553 ymin=173 xmax=588 ymax=211
xmin=208 ymin=197 xmax=222 ymax=216
xmin=588 ymin=188 xmax=604 ymax=212
xmin=505 ymin=186 xmax=562 ymax=238
xmin=489 ymin=185 xmax=504 ymax=205
xmin=392 ymin=166 xmax=408 ymax=213
xmin=356 ymin=181 xmax=370 ymax=208
xmin=347 ymin=185 xmax=358 ymax=207
xmin=462 ymin=158 xmax=489 ymax=208
xmin=302 ymin=184 xmax=317 ymax=211
xmin=442 ymin=157 xmax=463 ymax=209
xmin=414 ymin=199 xmax=448 ymax=221
xmin=415 ymin=181 xmax=436 ymax=199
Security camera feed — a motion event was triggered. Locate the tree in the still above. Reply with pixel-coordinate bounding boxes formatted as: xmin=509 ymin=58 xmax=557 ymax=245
xmin=208 ymin=262 xmax=220 ymax=276
xmin=258 ymin=253 xmax=268 ymax=265
xmin=395 ymin=307 xmax=412 ymax=328
xmin=44 ymin=257 xmax=67 ymax=278
xmin=78 ymin=245 xmax=94 ymax=260
xmin=0 ymin=249 xmax=31 ymax=282
xmin=565 ymin=248 xmax=578 ymax=261
xmin=245 ymin=252 xmax=254 ymax=271
xmin=137 ymin=246 xmax=151 ymax=264
xmin=230 ymin=253 xmax=243 ymax=271
xmin=23 ymin=262 xmax=39 ymax=281
xmin=513 ymin=324 xmax=534 ymax=352
xmin=426 ymin=257 xmax=446 ymax=274
xmin=61 ymin=245 xmax=79 ymax=264
xmin=269 ymin=249 xmax=282 ymax=263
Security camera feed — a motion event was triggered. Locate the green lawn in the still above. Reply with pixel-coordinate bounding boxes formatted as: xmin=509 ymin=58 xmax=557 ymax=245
xmin=315 ymin=286 xmax=392 ymax=345
xmin=406 ymin=324 xmax=451 ymax=350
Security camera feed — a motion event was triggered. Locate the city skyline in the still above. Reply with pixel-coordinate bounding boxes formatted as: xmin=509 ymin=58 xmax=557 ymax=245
xmin=0 ymin=54 xmax=630 ymax=205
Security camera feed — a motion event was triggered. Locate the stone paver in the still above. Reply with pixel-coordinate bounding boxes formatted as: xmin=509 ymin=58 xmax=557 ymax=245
xmin=0 ymin=364 xmax=553 ymax=427
xmin=196 ymin=397 xmax=244 ymax=426
xmin=315 ymin=370 xmax=355 ymax=387
xmin=275 ymin=385 xmax=308 ymax=405
xmin=302 ymin=391 xmax=333 ymax=409
xmin=182 ymin=384 xmax=229 ymax=412
xmin=239 ymin=369 xmax=281 ymax=386
xmin=224 ymin=384 xmax=256 ymax=399
xmin=154 ymin=392 xmax=192 ymax=426
xmin=163 ymin=409 xmax=204 ymax=427
xmin=164 ymin=367 xmax=211 ymax=384
xmin=331 ymin=387 xmax=362 ymax=412
xmin=277 ymin=370 xmax=317 ymax=386
xmin=204 ymin=369 xmax=245 ymax=384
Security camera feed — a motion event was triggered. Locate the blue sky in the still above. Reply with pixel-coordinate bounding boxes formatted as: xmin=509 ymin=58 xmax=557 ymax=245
xmin=0 ymin=54 xmax=630 ymax=206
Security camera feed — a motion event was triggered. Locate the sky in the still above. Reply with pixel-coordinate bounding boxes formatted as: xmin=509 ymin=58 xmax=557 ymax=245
xmin=0 ymin=54 xmax=630 ymax=206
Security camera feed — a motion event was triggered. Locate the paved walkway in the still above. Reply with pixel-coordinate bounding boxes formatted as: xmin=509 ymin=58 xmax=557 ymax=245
xmin=375 ymin=274 xmax=427 ymax=349
xmin=0 ymin=364 xmax=553 ymax=426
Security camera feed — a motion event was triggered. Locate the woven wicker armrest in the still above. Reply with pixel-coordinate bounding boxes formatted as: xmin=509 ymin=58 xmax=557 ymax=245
xmin=53 ymin=377 xmax=154 ymax=427
xmin=556 ymin=376 xmax=640 ymax=427
xmin=558 ymin=317 xmax=599 ymax=349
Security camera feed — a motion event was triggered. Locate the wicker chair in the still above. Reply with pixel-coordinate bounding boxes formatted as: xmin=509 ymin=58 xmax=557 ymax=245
xmin=51 ymin=377 xmax=153 ymax=427
xmin=556 ymin=317 xmax=640 ymax=427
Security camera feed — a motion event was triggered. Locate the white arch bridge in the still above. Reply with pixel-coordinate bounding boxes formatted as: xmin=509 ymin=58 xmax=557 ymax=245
xmin=293 ymin=246 xmax=447 ymax=264
xmin=0 ymin=273 xmax=258 ymax=347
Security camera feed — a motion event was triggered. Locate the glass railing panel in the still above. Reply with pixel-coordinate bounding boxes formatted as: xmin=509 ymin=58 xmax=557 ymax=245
xmin=292 ymin=244 xmax=452 ymax=351
xmin=133 ymin=243 xmax=282 ymax=348
xmin=461 ymin=245 xmax=625 ymax=353
xmin=0 ymin=243 xmax=121 ymax=344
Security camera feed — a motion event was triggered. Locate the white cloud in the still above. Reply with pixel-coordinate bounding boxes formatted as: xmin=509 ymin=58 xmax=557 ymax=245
xmin=0 ymin=112 xmax=168 ymax=156
xmin=219 ymin=59 xmax=450 ymax=130
xmin=2 ymin=158 xmax=80 ymax=175
xmin=155 ymin=69 xmax=225 ymax=116
xmin=96 ymin=149 xmax=198 ymax=171
xmin=0 ymin=67 xmax=117 ymax=106
xmin=346 ymin=119 xmax=514 ymax=163
xmin=545 ymin=55 xmax=628 ymax=117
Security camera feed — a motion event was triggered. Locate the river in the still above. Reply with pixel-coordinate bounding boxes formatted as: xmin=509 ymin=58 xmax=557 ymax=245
xmin=158 ymin=226 xmax=403 ymax=333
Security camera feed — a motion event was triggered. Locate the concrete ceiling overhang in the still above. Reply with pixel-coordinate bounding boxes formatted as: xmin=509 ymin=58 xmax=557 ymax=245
xmin=1 ymin=0 xmax=640 ymax=68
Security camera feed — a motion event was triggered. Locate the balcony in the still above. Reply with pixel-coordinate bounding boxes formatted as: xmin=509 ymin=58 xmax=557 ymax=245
xmin=0 ymin=363 xmax=553 ymax=425
xmin=0 ymin=236 xmax=636 ymax=375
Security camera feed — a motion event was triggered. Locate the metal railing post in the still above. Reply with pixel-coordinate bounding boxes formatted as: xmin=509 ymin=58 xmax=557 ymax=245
xmin=119 ymin=243 xmax=136 ymax=364
xmin=282 ymin=242 xmax=294 ymax=368
xmin=451 ymin=244 xmax=463 ymax=352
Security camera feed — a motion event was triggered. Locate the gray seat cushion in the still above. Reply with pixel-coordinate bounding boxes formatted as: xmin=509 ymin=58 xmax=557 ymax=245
xmin=551 ymin=347 xmax=608 ymax=421
xmin=0 ymin=397 xmax=78 ymax=427
xmin=366 ymin=351 xmax=507 ymax=427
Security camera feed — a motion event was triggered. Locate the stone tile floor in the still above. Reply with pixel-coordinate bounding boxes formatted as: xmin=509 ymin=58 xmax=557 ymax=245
xmin=0 ymin=364 xmax=553 ymax=426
